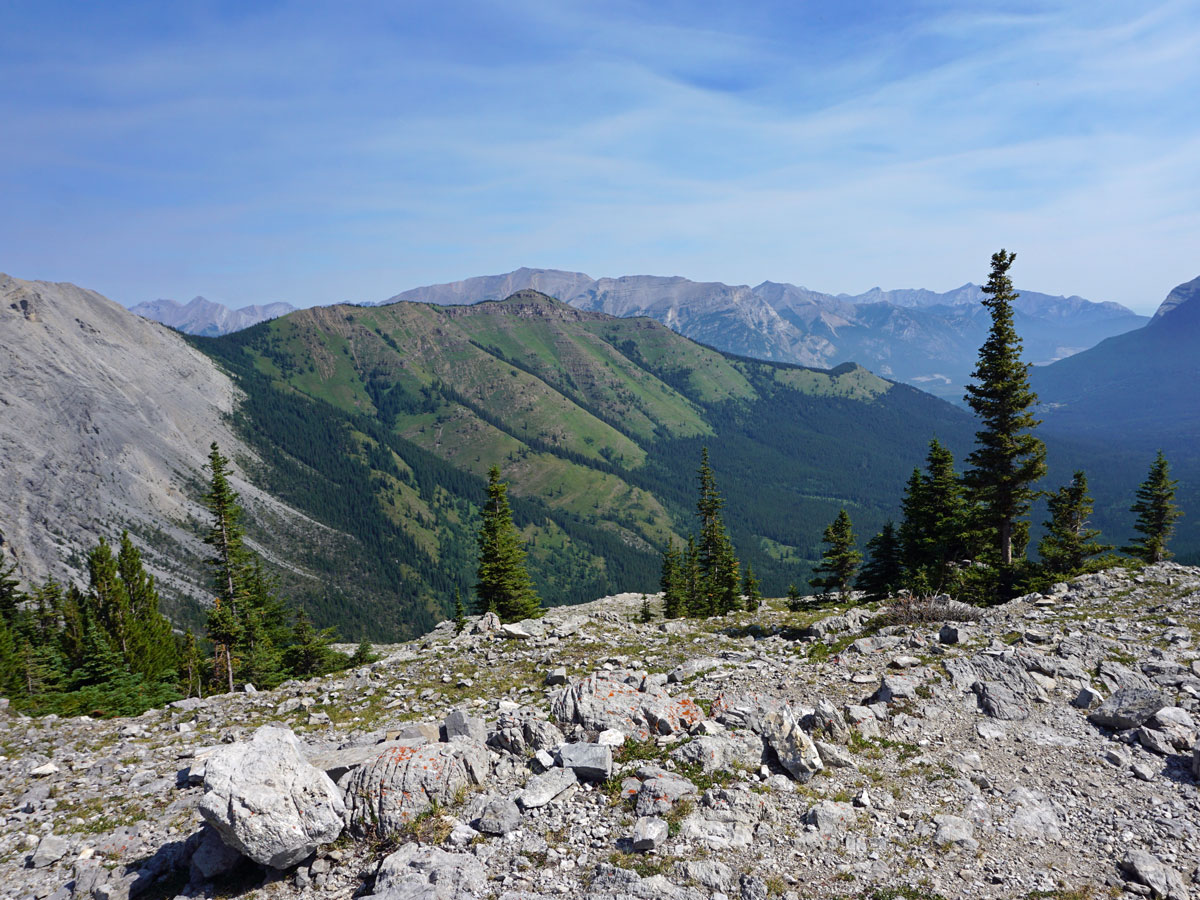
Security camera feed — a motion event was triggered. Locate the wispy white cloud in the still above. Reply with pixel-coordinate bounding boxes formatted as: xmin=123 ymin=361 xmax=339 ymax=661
xmin=0 ymin=0 xmax=1196 ymax=311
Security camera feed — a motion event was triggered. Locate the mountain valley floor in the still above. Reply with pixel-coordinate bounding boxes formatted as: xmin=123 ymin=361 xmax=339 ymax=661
xmin=3 ymin=564 xmax=1200 ymax=900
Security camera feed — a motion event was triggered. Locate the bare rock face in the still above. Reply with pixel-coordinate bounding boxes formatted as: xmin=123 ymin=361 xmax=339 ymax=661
xmin=0 ymin=273 xmax=310 ymax=599
xmin=362 ymin=843 xmax=487 ymax=900
xmin=1088 ymin=686 xmax=1170 ymax=731
xmin=198 ymin=726 xmax=345 ymax=869
xmin=551 ymin=670 xmax=703 ymax=739
xmin=344 ymin=740 xmax=490 ymax=836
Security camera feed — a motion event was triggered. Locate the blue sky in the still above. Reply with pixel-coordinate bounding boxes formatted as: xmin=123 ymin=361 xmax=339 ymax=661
xmin=2 ymin=1 xmax=1197 ymax=313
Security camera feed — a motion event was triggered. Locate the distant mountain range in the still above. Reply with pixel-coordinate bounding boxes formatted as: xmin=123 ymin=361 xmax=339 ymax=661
xmin=130 ymin=296 xmax=295 ymax=336
xmin=129 ymin=270 xmax=1147 ymax=402
xmin=1034 ymin=274 xmax=1200 ymax=452
xmin=372 ymin=268 xmax=1148 ymax=401
xmin=1033 ymin=274 xmax=1200 ymax=559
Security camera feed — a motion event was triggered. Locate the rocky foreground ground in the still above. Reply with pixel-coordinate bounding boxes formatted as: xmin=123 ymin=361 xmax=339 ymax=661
xmin=3 ymin=563 xmax=1200 ymax=900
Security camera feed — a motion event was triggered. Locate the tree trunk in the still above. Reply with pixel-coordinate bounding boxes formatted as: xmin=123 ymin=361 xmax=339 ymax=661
xmin=1000 ymin=518 xmax=1012 ymax=567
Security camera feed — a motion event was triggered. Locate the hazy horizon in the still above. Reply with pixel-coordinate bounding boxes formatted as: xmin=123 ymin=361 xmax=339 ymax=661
xmin=3 ymin=1 xmax=1197 ymax=316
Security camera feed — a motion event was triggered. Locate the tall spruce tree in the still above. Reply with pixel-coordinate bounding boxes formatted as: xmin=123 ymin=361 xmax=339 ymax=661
xmin=203 ymin=443 xmax=247 ymax=691
xmin=858 ymin=521 xmax=903 ymax=602
xmin=963 ymin=250 xmax=1047 ymax=570
xmin=1038 ymin=471 xmax=1111 ymax=577
xmin=115 ymin=532 xmax=177 ymax=684
xmin=86 ymin=538 xmax=131 ymax=658
xmin=695 ymin=449 xmax=740 ymax=615
xmin=810 ymin=509 xmax=862 ymax=601
xmin=1124 ymin=451 xmax=1182 ymax=563
xmin=475 ymin=466 xmax=542 ymax=622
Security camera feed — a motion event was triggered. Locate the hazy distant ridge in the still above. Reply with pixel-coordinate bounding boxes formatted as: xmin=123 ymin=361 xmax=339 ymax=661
xmin=373 ymin=267 xmax=1147 ymax=401
xmin=131 ymin=296 xmax=296 ymax=336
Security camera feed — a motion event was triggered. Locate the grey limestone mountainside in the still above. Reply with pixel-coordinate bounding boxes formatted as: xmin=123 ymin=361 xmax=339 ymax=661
xmin=0 ymin=273 xmax=319 ymax=601
xmin=3 ymin=566 xmax=1200 ymax=900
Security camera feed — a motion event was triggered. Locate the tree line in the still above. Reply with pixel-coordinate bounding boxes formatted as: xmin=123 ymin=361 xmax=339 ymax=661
xmin=0 ymin=443 xmax=374 ymax=717
xmin=635 ymin=249 xmax=1183 ymax=620
xmin=811 ymin=250 xmax=1182 ymax=607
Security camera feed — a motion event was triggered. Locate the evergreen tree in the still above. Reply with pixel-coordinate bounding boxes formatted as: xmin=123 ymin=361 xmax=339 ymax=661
xmin=0 ymin=614 xmax=19 ymax=699
xmin=0 ymin=559 xmax=24 ymax=624
xmin=283 ymin=610 xmax=336 ymax=678
xmin=30 ymin=580 xmax=65 ymax=645
xmin=72 ymin=616 xmax=126 ymax=691
xmin=203 ymin=443 xmax=248 ymax=691
xmin=87 ymin=537 xmax=131 ymax=658
xmin=1038 ymin=471 xmax=1111 ymax=577
xmin=741 ymin=564 xmax=762 ymax=611
xmin=962 ymin=250 xmax=1047 ymax=570
xmin=659 ymin=542 xmax=685 ymax=618
xmin=475 ymin=466 xmax=542 ymax=622
xmin=203 ymin=443 xmax=248 ymax=618
xmin=238 ymin=560 xmax=288 ymax=689
xmin=858 ymin=521 xmax=903 ymax=602
xmin=181 ymin=629 xmax=203 ymax=699
xmin=638 ymin=594 xmax=653 ymax=624
xmin=810 ymin=509 xmax=862 ymax=601
xmin=115 ymin=532 xmax=177 ymax=685
xmin=1124 ymin=451 xmax=1182 ymax=563
xmin=786 ymin=583 xmax=804 ymax=612
xmin=350 ymin=639 xmax=377 ymax=665
xmin=898 ymin=440 xmax=968 ymax=591
xmin=199 ymin=444 xmax=324 ymax=691
xmin=453 ymin=589 xmax=467 ymax=634
xmin=695 ymin=449 xmax=740 ymax=615
xmin=682 ymin=535 xmax=704 ymax=616
xmin=206 ymin=597 xmax=240 ymax=694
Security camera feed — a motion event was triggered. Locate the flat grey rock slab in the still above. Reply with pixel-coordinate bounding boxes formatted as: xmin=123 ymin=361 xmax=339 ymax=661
xmin=517 ymin=767 xmax=578 ymax=810
xmin=1088 ymin=686 xmax=1169 ymax=731
xmin=477 ymin=797 xmax=522 ymax=835
xmin=557 ymin=742 xmax=613 ymax=781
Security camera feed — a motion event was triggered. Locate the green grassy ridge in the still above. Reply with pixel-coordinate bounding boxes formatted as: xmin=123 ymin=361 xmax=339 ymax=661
xmin=194 ymin=291 xmax=979 ymax=638
xmin=195 ymin=338 xmax=662 ymax=641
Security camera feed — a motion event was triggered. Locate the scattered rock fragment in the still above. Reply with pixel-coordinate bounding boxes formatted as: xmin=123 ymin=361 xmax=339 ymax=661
xmin=477 ymin=797 xmax=522 ymax=835
xmin=517 ymin=767 xmax=578 ymax=810
xmin=198 ymin=725 xmax=345 ymax=869
xmin=632 ymin=816 xmax=668 ymax=852
xmin=1088 ymin=687 xmax=1169 ymax=731
xmin=1120 ymin=849 xmax=1191 ymax=900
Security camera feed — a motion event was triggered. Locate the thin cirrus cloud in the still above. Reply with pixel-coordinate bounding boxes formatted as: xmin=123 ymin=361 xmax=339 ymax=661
xmin=0 ymin=0 xmax=1196 ymax=312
